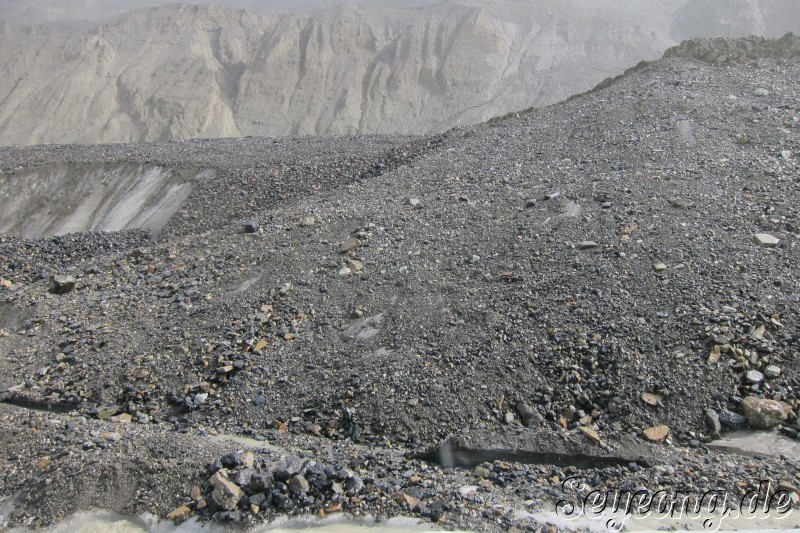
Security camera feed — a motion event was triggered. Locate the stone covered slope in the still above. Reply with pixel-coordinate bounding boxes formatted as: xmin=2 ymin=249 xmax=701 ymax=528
xmin=0 ymin=35 xmax=799 ymax=530
xmin=1 ymin=0 xmax=799 ymax=146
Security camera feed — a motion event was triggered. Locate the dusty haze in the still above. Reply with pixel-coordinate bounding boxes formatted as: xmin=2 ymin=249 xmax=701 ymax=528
xmin=0 ymin=0 xmax=798 ymax=146
xmin=0 ymin=0 xmax=443 ymax=24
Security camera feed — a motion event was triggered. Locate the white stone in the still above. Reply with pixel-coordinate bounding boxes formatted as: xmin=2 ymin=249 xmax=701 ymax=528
xmin=753 ymin=233 xmax=779 ymax=247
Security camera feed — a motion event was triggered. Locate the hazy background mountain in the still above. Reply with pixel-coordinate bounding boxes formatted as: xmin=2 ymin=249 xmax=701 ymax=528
xmin=0 ymin=0 xmax=443 ymax=24
xmin=0 ymin=0 xmax=797 ymax=146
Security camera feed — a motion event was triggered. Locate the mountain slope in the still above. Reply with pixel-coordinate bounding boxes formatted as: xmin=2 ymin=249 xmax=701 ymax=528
xmin=0 ymin=0 xmax=798 ymax=146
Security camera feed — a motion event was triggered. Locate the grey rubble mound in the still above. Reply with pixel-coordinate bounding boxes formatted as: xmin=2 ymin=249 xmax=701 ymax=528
xmin=1 ymin=35 xmax=799 ymax=531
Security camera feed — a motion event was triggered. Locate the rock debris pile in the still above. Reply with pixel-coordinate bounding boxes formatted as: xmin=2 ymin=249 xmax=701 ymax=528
xmin=1 ymin=35 xmax=799 ymax=531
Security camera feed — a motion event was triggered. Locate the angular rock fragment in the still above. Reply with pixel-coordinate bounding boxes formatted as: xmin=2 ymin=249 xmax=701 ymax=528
xmin=48 ymin=275 xmax=77 ymax=294
xmin=705 ymin=409 xmax=722 ymax=437
xmin=719 ymin=410 xmax=748 ymax=431
xmin=288 ymin=474 xmax=310 ymax=495
xmin=167 ymin=506 xmax=191 ymax=521
xmin=641 ymin=392 xmax=663 ymax=406
xmin=516 ymin=402 xmax=543 ymax=427
xmin=211 ymin=477 xmax=244 ymax=511
xmin=744 ymin=370 xmax=764 ymax=384
xmin=753 ymin=233 xmax=779 ymax=247
xmin=340 ymin=238 xmax=361 ymax=253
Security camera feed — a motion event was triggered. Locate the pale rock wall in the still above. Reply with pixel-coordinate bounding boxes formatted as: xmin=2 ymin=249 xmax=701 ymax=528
xmin=0 ymin=0 xmax=797 ymax=146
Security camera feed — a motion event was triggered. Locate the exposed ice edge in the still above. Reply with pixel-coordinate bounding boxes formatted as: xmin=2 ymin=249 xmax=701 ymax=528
xmin=0 ymin=165 xmax=205 ymax=239
xmin=18 ymin=506 xmax=800 ymax=532
xmin=32 ymin=510 xmax=458 ymax=532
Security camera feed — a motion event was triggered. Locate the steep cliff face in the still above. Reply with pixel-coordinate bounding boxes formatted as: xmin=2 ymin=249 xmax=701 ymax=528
xmin=0 ymin=0 xmax=797 ymax=146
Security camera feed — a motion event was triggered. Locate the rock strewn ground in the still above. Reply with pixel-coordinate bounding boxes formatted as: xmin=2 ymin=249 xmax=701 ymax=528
xmin=1 ymin=35 xmax=799 ymax=531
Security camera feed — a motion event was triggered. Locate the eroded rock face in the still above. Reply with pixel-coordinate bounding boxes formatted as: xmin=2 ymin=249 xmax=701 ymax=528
xmin=0 ymin=2 xmax=797 ymax=146
xmin=741 ymin=397 xmax=792 ymax=430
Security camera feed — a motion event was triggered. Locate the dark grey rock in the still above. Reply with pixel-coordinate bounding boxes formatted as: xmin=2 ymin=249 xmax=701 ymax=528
xmin=243 ymin=221 xmax=259 ymax=233
xmin=273 ymin=456 xmax=305 ymax=481
xmin=705 ymin=409 xmax=722 ymax=437
xmin=248 ymin=473 xmax=272 ymax=492
xmin=344 ymin=474 xmax=365 ymax=493
xmin=48 ymin=275 xmax=76 ymax=294
xmin=516 ymin=402 xmax=543 ymax=427
xmin=288 ymin=474 xmax=310 ymax=495
xmin=234 ymin=468 xmax=253 ymax=487
xmin=220 ymin=452 xmax=244 ymax=469
xmin=719 ymin=409 xmax=748 ymax=430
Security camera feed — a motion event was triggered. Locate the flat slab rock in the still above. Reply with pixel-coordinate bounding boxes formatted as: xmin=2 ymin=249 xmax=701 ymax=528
xmin=708 ymin=430 xmax=800 ymax=461
xmin=413 ymin=429 xmax=668 ymax=469
xmin=753 ymin=233 xmax=780 ymax=247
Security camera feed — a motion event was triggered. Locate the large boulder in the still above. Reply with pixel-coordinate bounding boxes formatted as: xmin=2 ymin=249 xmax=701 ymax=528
xmin=741 ymin=396 xmax=792 ymax=430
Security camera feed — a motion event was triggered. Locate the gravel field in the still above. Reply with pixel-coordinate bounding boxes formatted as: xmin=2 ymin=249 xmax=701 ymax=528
xmin=1 ymin=35 xmax=799 ymax=532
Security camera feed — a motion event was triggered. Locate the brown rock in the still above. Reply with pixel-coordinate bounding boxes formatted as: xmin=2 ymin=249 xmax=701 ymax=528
xmin=347 ymin=259 xmax=364 ymax=272
xmin=211 ymin=477 xmax=244 ymax=511
xmin=579 ymin=426 xmax=605 ymax=446
xmin=167 ymin=506 xmax=191 ymax=521
xmin=741 ymin=396 xmax=792 ymax=429
xmin=326 ymin=502 xmax=343 ymax=513
xmin=641 ymin=392 xmax=663 ymax=406
xmin=707 ymin=345 xmax=721 ymax=364
xmin=208 ymin=469 xmax=228 ymax=487
xmin=643 ymin=425 xmax=669 ymax=442
xmin=392 ymin=492 xmax=420 ymax=509
xmin=242 ymin=451 xmax=255 ymax=469
xmin=97 ymin=408 xmax=118 ymax=420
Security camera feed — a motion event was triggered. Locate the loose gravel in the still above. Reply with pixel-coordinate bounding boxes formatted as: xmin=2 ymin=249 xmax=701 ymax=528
xmin=1 ymin=35 xmax=799 ymax=532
